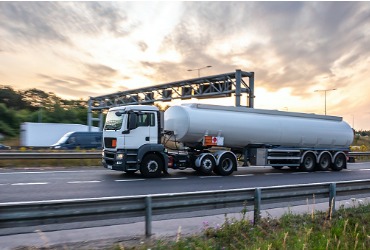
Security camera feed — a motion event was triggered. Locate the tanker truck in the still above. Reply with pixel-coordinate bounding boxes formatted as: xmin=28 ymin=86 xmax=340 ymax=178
xmin=102 ymin=103 xmax=354 ymax=178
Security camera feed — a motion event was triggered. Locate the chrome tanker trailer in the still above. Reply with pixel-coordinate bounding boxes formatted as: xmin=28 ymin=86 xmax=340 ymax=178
xmin=102 ymin=103 xmax=354 ymax=177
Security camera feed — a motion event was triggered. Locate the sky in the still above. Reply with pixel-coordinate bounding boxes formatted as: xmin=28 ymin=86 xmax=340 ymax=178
xmin=0 ymin=1 xmax=370 ymax=130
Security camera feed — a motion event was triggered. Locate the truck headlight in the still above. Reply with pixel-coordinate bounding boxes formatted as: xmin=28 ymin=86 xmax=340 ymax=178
xmin=116 ymin=153 xmax=124 ymax=160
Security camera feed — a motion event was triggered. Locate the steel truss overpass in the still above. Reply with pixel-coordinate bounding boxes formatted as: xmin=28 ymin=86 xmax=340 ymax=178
xmin=88 ymin=69 xmax=254 ymax=131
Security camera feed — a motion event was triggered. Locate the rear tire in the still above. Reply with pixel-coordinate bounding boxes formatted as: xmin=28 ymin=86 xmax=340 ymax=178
xmin=140 ymin=154 xmax=163 ymax=178
xmin=332 ymin=153 xmax=346 ymax=171
xmin=317 ymin=153 xmax=331 ymax=171
xmin=215 ymin=153 xmax=236 ymax=176
xmin=300 ymin=153 xmax=316 ymax=172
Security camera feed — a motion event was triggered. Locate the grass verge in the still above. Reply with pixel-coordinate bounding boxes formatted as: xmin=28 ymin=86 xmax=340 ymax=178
xmin=126 ymin=200 xmax=370 ymax=250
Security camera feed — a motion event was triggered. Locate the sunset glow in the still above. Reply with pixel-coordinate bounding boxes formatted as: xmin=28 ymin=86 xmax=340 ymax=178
xmin=0 ymin=2 xmax=369 ymax=129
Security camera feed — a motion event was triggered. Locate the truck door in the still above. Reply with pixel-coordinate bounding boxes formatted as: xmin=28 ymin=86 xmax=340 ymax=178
xmin=124 ymin=112 xmax=158 ymax=149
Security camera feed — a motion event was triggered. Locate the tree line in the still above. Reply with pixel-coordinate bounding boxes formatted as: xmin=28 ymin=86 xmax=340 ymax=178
xmin=1 ymin=85 xmax=368 ymax=139
xmin=0 ymin=86 xmax=88 ymax=137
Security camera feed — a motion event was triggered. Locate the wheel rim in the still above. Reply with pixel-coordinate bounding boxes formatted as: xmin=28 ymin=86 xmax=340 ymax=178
xmin=147 ymin=160 xmax=159 ymax=173
xmin=335 ymin=156 xmax=344 ymax=168
xmin=304 ymin=156 xmax=314 ymax=168
xmin=320 ymin=155 xmax=330 ymax=169
xmin=202 ymin=158 xmax=213 ymax=171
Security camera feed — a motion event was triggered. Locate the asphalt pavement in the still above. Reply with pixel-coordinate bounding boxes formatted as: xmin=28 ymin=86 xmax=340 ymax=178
xmin=2 ymin=162 xmax=370 ymax=203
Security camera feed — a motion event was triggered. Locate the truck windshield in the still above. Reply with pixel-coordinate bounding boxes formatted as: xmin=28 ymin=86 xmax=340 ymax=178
xmin=104 ymin=110 xmax=125 ymax=130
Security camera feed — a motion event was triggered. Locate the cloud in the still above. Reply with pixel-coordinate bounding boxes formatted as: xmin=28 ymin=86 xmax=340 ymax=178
xmin=36 ymin=73 xmax=125 ymax=99
xmin=85 ymin=2 xmax=130 ymax=37
xmin=156 ymin=2 xmax=370 ymax=97
xmin=0 ymin=2 xmax=72 ymax=46
xmin=84 ymin=63 xmax=118 ymax=79
xmin=138 ymin=41 xmax=148 ymax=52
xmin=0 ymin=2 xmax=131 ymax=50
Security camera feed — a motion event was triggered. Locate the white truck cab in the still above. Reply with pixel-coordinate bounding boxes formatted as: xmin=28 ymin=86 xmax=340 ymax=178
xmin=102 ymin=105 xmax=168 ymax=177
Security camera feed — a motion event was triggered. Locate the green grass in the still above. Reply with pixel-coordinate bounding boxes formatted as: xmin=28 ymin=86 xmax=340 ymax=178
xmin=352 ymin=135 xmax=370 ymax=151
xmin=126 ymin=201 xmax=370 ymax=250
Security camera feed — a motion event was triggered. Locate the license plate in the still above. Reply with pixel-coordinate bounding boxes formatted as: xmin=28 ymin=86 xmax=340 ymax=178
xmin=107 ymin=165 xmax=113 ymax=169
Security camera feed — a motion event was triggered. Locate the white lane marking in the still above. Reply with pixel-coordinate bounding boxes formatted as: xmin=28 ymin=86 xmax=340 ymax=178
xmin=265 ymin=173 xmax=283 ymax=175
xmin=11 ymin=182 xmax=49 ymax=186
xmin=234 ymin=174 xmax=255 ymax=177
xmin=292 ymin=172 xmax=309 ymax=174
xmin=161 ymin=177 xmax=188 ymax=180
xmin=67 ymin=181 xmax=101 ymax=184
xmin=359 ymin=169 xmax=370 ymax=171
xmin=0 ymin=183 xmax=9 ymax=186
xmin=343 ymin=169 xmax=352 ymax=171
xmin=0 ymin=170 xmax=88 ymax=175
xmin=114 ymin=179 xmax=145 ymax=182
xmin=199 ymin=176 xmax=222 ymax=178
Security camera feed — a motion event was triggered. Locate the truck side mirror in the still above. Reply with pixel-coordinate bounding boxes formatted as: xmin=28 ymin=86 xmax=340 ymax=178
xmin=128 ymin=113 xmax=138 ymax=130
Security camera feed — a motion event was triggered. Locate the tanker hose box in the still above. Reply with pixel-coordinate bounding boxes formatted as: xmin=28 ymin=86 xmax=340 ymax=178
xmin=249 ymin=148 xmax=267 ymax=166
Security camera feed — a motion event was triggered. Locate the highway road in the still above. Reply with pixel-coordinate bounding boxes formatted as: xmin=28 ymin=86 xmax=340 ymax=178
xmin=1 ymin=162 xmax=370 ymax=203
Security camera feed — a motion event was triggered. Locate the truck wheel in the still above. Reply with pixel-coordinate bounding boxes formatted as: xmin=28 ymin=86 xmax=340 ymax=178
xmin=140 ymin=154 xmax=163 ymax=178
xmin=300 ymin=153 xmax=316 ymax=172
xmin=215 ymin=153 xmax=236 ymax=176
xmin=332 ymin=153 xmax=346 ymax=171
xmin=198 ymin=154 xmax=215 ymax=174
xmin=317 ymin=153 xmax=331 ymax=171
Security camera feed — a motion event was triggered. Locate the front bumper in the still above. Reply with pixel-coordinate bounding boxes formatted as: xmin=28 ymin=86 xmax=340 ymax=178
xmin=102 ymin=150 xmax=127 ymax=171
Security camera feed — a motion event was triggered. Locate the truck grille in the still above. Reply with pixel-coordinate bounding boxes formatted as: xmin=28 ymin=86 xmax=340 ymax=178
xmin=103 ymin=151 xmax=115 ymax=166
xmin=105 ymin=152 xmax=115 ymax=158
xmin=104 ymin=137 xmax=116 ymax=148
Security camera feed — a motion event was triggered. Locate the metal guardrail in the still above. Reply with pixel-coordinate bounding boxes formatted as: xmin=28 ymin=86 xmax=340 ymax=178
xmin=348 ymin=152 xmax=370 ymax=157
xmin=0 ymin=151 xmax=369 ymax=160
xmin=0 ymin=152 xmax=102 ymax=160
xmin=1 ymin=180 xmax=370 ymax=236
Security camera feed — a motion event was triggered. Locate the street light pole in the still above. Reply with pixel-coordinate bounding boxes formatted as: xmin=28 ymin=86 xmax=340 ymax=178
xmin=187 ymin=65 xmax=212 ymax=77
xmin=314 ymin=88 xmax=336 ymax=115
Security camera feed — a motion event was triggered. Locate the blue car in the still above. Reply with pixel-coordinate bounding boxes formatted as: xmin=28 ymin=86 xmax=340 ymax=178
xmin=50 ymin=132 xmax=102 ymax=149
xmin=0 ymin=144 xmax=11 ymax=150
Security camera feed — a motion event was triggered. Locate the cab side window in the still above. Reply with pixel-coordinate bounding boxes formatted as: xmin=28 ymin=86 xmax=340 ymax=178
xmin=137 ymin=113 xmax=155 ymax=127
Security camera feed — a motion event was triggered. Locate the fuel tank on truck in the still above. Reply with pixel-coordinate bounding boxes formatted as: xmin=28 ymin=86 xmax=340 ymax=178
xmin=163 ymin=103 xmax=354 ymax=149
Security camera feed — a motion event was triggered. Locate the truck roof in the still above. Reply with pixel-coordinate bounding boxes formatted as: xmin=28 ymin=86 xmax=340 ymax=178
xmin=109 ymin=105 xmax=159 ymax=112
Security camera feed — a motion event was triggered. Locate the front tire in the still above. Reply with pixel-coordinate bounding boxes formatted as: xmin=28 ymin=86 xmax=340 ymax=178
xmin=140 ymin=154 xmax=163 ymax=178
